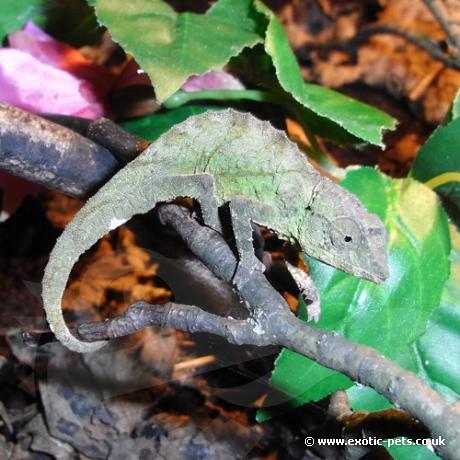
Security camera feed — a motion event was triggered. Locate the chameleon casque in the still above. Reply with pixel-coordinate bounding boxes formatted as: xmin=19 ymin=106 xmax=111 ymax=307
xmin=42 ymin=109 xmax=389 ymax=353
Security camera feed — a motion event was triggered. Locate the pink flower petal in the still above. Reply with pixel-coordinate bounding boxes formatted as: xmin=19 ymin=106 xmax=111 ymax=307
xmin=181 ymin=70 xmax=244 ymax=92
xmin=8 ymin=21 xmax=113 ymax=102
xmin=9 ymin=21 xmax=74 ymax=68
xmin=23 ymin=21 xmax=52 ymax=40
xmin=0 ymin=49 xmax=104 ymax=118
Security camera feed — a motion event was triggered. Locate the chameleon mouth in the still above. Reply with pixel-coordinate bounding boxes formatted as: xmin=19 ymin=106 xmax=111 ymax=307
xmin=359 ymin=262 xmax=389 ymax=284
xmin=361 ymin=270 xmax=388 ymax=284
xmin=358 ymin=241 xmax=390 ymax=284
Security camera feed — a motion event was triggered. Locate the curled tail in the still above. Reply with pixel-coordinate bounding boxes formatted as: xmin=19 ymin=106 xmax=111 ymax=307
xmin=42 ymin=173 xmax=158 ymax=352
xmin=42 ymin=170 xmax=221 ymax=352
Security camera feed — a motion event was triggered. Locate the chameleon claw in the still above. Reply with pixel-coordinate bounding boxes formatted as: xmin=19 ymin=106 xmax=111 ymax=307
xmin=305 ymin=298 xmax=321 ymax=323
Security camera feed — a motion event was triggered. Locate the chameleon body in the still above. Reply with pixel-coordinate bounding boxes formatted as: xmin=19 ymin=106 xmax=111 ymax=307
xmin=42 ymin=109 xmax=389 ymax=352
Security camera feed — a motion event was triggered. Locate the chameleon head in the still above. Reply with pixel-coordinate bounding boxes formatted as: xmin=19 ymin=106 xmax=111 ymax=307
xmin=300 ymin=177 xmax=389 ymax=283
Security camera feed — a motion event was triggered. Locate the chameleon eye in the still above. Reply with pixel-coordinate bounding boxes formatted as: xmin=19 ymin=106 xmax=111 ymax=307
xmin=329 ymin=218 xmax=362 ymax=249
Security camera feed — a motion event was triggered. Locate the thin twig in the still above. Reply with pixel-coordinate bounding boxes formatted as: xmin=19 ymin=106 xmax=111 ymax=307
xmin=422 ymin=0 xmax=460 ymax=58
xmin=173 ymin=355 xmax=216 ymax=372
xmin=298 ymin=24 xmax=460 ymax=70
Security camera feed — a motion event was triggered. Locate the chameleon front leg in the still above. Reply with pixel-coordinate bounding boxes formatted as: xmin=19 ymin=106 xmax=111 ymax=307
xmin=286 ymin=262 xmax=321 ymax=322
xmin=246 ymin=220 xmax=321 ymax=321
xmin=228 ymin=197 xmax=274 ymax=288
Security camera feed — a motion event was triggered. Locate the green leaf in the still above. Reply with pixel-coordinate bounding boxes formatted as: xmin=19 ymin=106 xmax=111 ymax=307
xmin=92 ymin=0 xmax=264 ymax=101
xmin=0 ymin=0 xmax=46 ymax=41
xmin=346 ymin=385 xmax=392 ymax=411
xmin=121 ymin=105 xmax=220 ymax=142
xmin=255 ymin=2 xmax=396 ymax=146
xmin=387 ymin=442 xmax=440 ymax=460
xmin=413 ymin=224 xmax=460 ymax=401
xmin=258 ymin=168 xmax=450 ymax=421
xmin=410 ymin=117 xmax=460 ymax=216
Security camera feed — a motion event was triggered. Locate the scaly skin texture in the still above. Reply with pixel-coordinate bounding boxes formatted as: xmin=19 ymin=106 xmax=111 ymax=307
xmin=42 ymin=109 xmax=389 ymax=352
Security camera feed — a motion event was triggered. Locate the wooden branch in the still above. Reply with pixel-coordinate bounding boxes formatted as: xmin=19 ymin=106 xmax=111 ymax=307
xmin=0 ymin=104 xmax=121 ymax=199
xmin=41 ymin=114 xmax=150 ymax=163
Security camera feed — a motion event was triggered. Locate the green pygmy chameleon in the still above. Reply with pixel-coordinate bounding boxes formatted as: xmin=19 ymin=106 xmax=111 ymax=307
xmin=42 ymin=109 xmax=389 ymax=352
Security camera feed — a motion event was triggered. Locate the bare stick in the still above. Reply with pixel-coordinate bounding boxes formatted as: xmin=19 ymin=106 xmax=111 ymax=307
xmin=41 ymin=114 xmax=150 ymax=163
xmin=0 ymin=104 xmax=121 ymax=199
xmin=77 ymin=301 xmax=271 ymax=346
